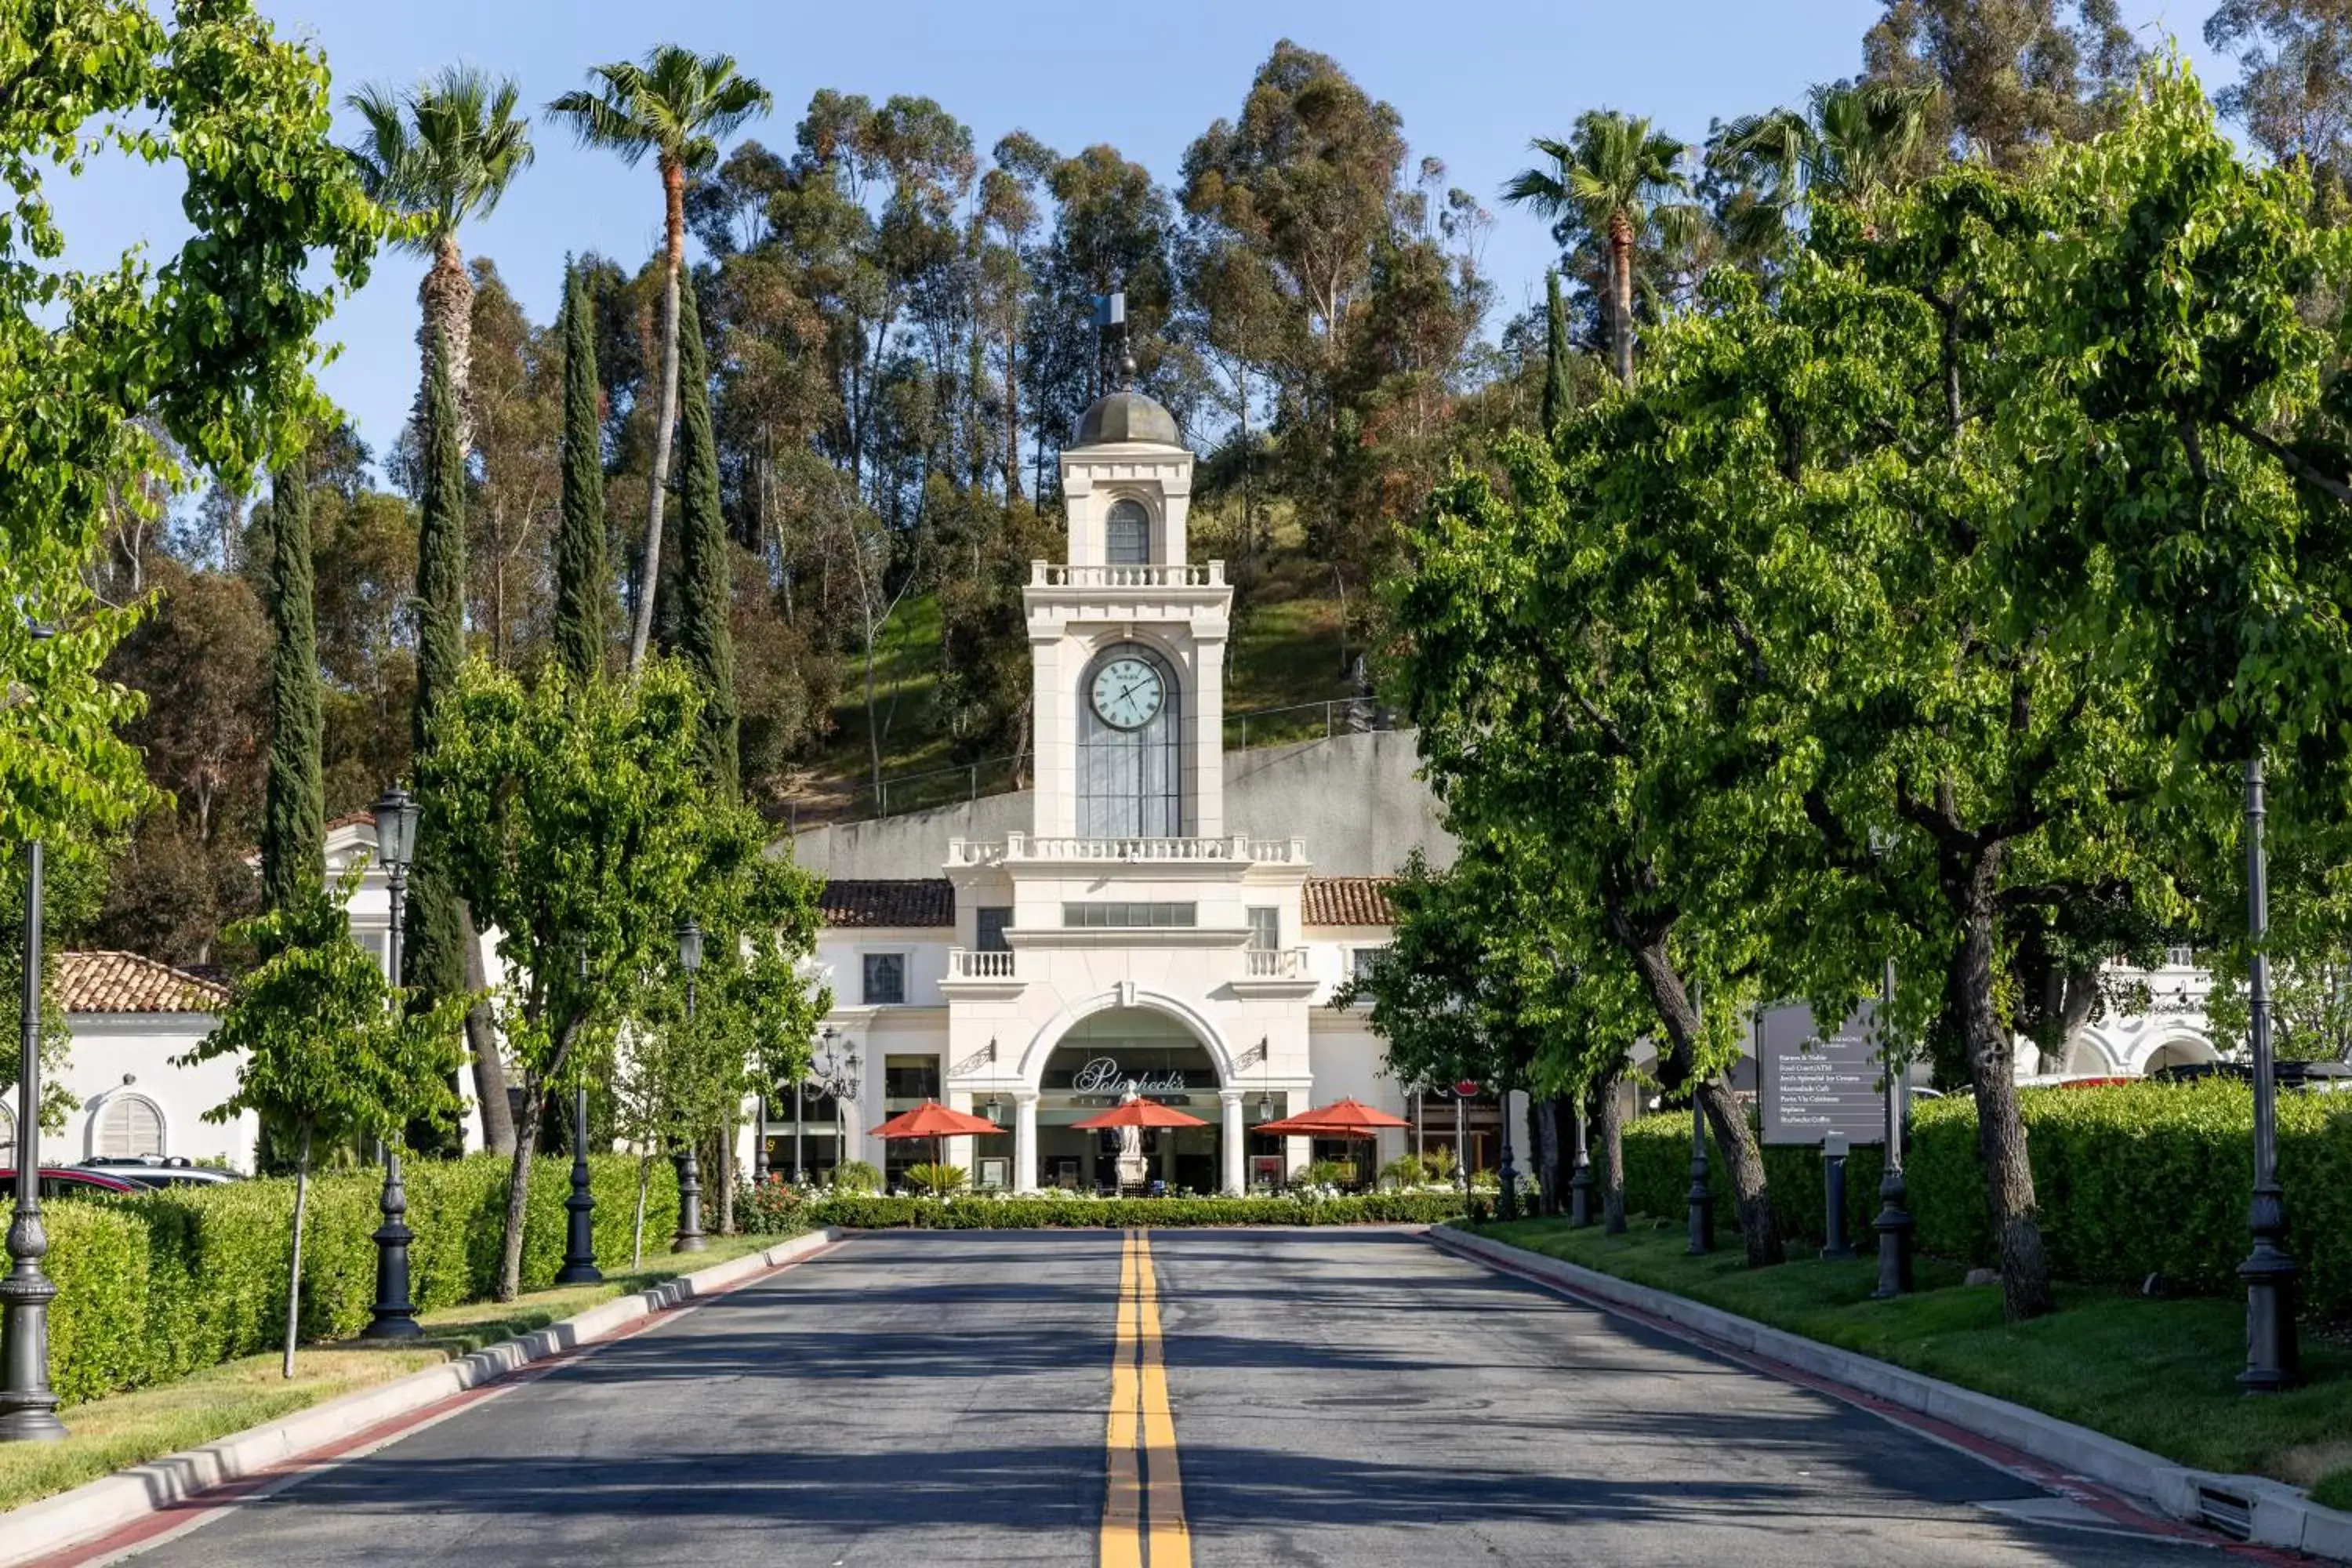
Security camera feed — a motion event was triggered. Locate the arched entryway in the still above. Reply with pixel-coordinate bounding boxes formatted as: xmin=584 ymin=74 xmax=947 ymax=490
xmin=1034 ymin=1011 xmax=1221 ymax=1192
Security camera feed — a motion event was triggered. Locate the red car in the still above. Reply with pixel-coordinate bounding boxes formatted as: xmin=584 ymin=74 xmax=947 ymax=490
xmin=0 ymin=1167 xmax=141 ymax=1200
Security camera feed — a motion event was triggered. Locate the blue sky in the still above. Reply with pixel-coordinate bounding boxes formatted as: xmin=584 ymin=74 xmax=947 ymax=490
xmin=50 ymin=0 xmax=2230 ymax=473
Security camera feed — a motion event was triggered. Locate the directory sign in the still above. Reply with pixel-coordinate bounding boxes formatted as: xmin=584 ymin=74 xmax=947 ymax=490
xmin=1758 ymin=1001 xmax=1886 ymax=1147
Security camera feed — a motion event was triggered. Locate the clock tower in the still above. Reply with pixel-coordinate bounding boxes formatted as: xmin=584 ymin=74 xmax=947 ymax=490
xmin=1027 ymin=390 xmax=1230 ymax=840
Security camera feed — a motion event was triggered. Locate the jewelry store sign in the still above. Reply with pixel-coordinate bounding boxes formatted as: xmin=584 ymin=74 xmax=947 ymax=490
xmin=1758 ymin=1002 xmax=1886 ymax=1147
xmin=1063 ymin=1055 xmax=1194 ymax=1104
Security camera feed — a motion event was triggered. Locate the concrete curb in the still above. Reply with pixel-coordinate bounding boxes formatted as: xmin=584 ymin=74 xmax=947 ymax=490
xmin=0 ymin=1227 xmax=844 ymax=1568
xmin=1428 ymin=1225 xmax=2352 ymax=1562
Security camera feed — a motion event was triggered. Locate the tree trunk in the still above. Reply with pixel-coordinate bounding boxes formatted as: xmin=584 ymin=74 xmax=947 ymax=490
xmin=1609 ymin=212 xmax=1635 ymax=388
xmin=1548 ymin=1095 xmax=1580 ymax=1216
xmin=1002 ymin=319 xmax=1022 ymax=499
xmin=1533 ymin=1094 xmax=1561 ymax=1215
xmin=627 ymin=158 xmax=688 ymax=673
xmin=632 ymin=1152 xmax=652 ymax=1270
xmin=460 ymin=906 xmax=515 ymax=1156
xmin=1949 ymin=844 xmax=2056 ymax=1319
xmin=281 ymin=1122 xmax=313 ymax=1379
xmin=1609 ymin=909 xmax=1784 ymax=1265
xmin=496 ymin=1087 xmax=546 ymax=1302
xmin=420 ymin=234 xmax=476 ymax=456
xmin=1594 ymin=1074 xmax=1627 ymax=1234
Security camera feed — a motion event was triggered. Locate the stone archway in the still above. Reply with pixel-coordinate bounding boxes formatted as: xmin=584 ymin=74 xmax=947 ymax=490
xmin=1013 ymin=989 xmax=1243 ymax=1193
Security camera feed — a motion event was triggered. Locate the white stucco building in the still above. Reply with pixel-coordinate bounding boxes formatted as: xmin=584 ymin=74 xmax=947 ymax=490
xmin=783 ymin=392 xmax=1447 ymax=1193
xmin=0 ymin=952 xmax=254 ymax=1172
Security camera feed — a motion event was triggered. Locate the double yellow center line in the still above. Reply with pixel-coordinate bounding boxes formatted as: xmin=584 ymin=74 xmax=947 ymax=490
xmin=1102 ymin=1229 xmax=1190 ymax=1568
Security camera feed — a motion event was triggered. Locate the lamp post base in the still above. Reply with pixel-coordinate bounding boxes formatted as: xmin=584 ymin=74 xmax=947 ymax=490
xmin=0 ymin=1246 xmax=64 ymax=1442
xmin=361 ymin=1150 xmax=421 ymax=1341
xmin=2239 ymin=1187 xmax=2299 ymax=1392
xmin=556 ymin=1089 xmax=601 ymax=1286
xmin=673 ymin=1149 xmax=706 ymax=1253
xmin=1872 ymin=1171 xmax=1915 ymax=1300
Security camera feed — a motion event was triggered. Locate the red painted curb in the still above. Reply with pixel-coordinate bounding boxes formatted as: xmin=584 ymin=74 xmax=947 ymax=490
xmin=19 ymin=1238 xmax=842 ymax=1568
xmin=1427 ymin=1229 xmax=2302 ymax=1564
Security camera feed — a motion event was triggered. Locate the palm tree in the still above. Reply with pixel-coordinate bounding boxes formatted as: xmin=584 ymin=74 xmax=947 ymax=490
xmin=347 ymin=66 xmax=535 ymax=453
xmin=549 ymin=48 xmax=771 ymax=672
xmin=1711 ymin=82 xmax=1940 ymax=230
xmin=1504 ymin=112 xmax=1693 ymax=388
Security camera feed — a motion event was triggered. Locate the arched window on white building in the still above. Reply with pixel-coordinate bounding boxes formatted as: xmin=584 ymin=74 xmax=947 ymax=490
xmin=88 ymin=1092 xmax=165 ymax=1160
xmin=1105 ymin=499 xmax=1151 ymax=566
xmin=0 ymin=1095 xmax=14 ymax=1167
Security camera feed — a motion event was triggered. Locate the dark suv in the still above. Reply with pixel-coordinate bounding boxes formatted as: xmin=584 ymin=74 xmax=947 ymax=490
xmin=79 ymin=1156 xmax=242 ymax=1189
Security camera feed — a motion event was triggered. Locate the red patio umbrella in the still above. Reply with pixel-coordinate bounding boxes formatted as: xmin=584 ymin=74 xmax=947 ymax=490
xmin=1253 ymin=1097 xmax=1411 ymax=1137
xmin=1069 ymin=1096 xmax=1210 ymax=1131
xmin=869 ymin=1099 xmax=1005 ymax=1173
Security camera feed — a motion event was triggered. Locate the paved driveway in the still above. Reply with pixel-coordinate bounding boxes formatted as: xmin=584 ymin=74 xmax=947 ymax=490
xmin=78 ymin=1229 xmax=2230 ymax=1566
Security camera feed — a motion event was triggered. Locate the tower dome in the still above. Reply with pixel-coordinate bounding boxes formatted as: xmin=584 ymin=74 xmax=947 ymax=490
xmin=1073 ymin=390 xmax=1181 ymax=448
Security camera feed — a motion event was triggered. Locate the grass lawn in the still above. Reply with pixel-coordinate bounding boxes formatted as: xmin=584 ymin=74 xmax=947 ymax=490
xmin=0 ymin=1232 xmax=785 ymax=1515
xmin=1479 ymin=1215 xmax=2352 ymax=1510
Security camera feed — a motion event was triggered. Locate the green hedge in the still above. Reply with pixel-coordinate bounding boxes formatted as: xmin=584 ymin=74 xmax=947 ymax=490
xmin=43 ymin=1153 xmax=677 ymax=1407
xmin=757 ymin=1191 xmax=1469 ymax=1229
xmin=1616 ymin=1082 xmax=2352 ymax=1317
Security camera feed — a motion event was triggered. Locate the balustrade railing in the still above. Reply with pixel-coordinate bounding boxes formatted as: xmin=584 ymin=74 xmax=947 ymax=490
xmin=1029 ymin=561 xmax=1225 ymax=590
xmin=948 ymin=948 xmax=1017 ymax=980
xmin=1245 ymin=947 xmax=1308 ymax=978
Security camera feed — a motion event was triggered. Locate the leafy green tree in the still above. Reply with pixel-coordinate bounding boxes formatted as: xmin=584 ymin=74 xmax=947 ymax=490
xmin=260 ymin=457 xmax=324 ymax=909
xmin=2208 ymin=0 xmax=2352 ymax=201
xmin=554 ymin=263 xmax=611 ymax=684
xmin=549 ymin=47 xmax=772 ymax=671
xmin=670 ymin=271 xmax=739 ymax=793
xmin=419 ymin=656 xmax=720 ymax=1300
xmin=1503 ymin=112 xmax=1693 ymax=387
xmin=180 ymin=869 xmax=466 ymax=1375
xmin=1860 ymin=0 xmax=2140 ymax=165
xmin=347 ymin=65 xmax=535 ymax=452
xmin=2 ymin=0 xmax=374 ymax=873
xmin=405 ymin=337 xmax=514 ymax=1156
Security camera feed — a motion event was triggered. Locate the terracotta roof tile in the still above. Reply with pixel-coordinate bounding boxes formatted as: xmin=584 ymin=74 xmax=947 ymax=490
xmin=59 ymin=951 xmax=230 ymax=1014
xmin=819 ymin=880 xmax=955 ymax=928
xmin=1302 ymin=877 xmax=1399 ymax=927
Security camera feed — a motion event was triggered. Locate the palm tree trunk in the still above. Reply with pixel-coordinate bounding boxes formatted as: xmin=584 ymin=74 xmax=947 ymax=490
xmin=1609 ymin=212 xmax=1635 ymax=388
xmin=420 ymin=234 xmax=476 ymax=454
xmin=628 ymin=157 xmax=688 ymax=672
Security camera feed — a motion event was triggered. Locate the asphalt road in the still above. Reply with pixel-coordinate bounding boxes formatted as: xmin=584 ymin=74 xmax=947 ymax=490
xmin=89 ymin=1229 xmax=2226 ymax=1567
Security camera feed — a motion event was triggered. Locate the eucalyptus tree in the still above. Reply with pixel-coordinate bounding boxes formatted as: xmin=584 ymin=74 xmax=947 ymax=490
xmin=347 ymin=65 xmax=535 ymax=450
xmin=550 ymin=48 xmax=772 ymax=670
xmin=1860 ymin=0 xmax=2141 ymax=165
xmin=1502 ymin=112 xmax=1693 ymax=387
xmin=2208 ymin=0 xmax=2352 ymax=198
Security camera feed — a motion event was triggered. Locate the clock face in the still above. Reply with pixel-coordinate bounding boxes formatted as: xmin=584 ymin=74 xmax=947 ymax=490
xmin=1091 ymin=656 xmax=1166 ymax=731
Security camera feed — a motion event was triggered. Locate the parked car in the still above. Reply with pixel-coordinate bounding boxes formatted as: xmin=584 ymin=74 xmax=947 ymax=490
xmin=0 ymin=1167 xmax=140 ymax=1200
xmin=79 ymin=1156 xmax=242 ymax=1189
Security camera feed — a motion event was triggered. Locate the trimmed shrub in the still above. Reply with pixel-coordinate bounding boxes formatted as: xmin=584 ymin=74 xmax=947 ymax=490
xmin=44 ymin=1152 xmax=677 ymax=1409
xmin=1615 ymin=1082 xmax=2352 ymax=1318
xmin=803 ymin=1192 xmax=1468 ymax=1229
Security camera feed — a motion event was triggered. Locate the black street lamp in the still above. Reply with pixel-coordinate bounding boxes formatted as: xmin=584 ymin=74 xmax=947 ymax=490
xmin=2 ymin=832 xmax=65 ymax=1443
xmin=1686 ymin=1090 xmax=1715 ymax=1254
xmin=672 ymin=919 xmax=705 ymax=1254
xmin=362 ymin=786 xmax=423 ymax=1341
xmin=1497 ymin=1082 xmax=1521 ymax=1222
xmin=751 ymin=1076 xmax=769 ymax=1187
xmin=557 ymin=946 xmax=600 ymax=1287
xmin=2240 ymin=756 xmax=2299 ymax=1390
xmin=1872 ymin=956 xmax=1915 ymax=1299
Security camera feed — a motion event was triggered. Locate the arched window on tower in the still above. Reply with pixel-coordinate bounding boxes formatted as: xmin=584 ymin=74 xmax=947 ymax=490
xmin=1079 ymin=643 xmax=1182 ymax=837
xmin=1105 ymin=499 xmax=1150 ymax=566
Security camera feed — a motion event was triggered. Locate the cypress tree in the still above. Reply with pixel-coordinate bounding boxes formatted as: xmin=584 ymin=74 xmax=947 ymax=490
xmin=260 ymin=456 xmax=324 ymax=909
xmin=408 ymin=335 xmax=517 ymax=1154
xmin=1542 ymin=268 xmax=1572 ymax=435
xmin=671 ymin=271 xmax=739 ymax=796
xmin=553 ymin=263 xmax=608 ymax=685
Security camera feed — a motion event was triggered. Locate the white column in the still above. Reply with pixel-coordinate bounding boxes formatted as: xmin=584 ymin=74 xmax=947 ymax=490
xmin=1220 ymin=1089 xmax=1246 ymax=1195
xmin=1014 ymin=1091 xmax=1040 ymax=1192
